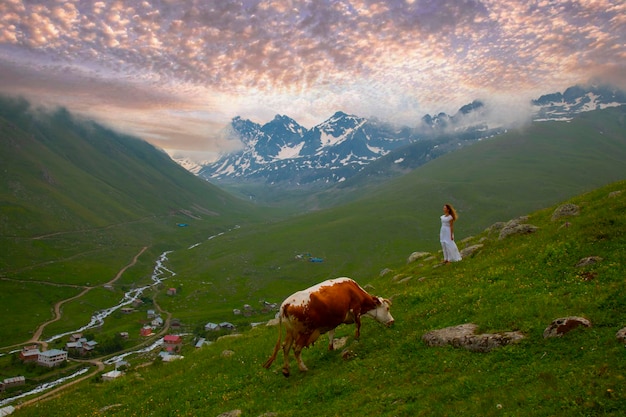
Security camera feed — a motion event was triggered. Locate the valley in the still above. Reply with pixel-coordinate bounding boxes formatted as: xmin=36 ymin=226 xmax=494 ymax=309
xmin=1 ymin=97 xmax=625 ymax=415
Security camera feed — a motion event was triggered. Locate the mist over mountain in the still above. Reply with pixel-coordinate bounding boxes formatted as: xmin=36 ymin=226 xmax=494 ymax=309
xmin=198 ymin=101 xmax=503 ymax=186
xmin=532 ymin=84 xmax=626 ymax=121
xmin=196 ymin=84 xmax=626 ymax=187
xmin=0 ymin=95 xmax=258 ymax=236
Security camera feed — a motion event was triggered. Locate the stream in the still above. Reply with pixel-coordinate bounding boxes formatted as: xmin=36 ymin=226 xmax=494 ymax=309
xmin=1 ymin=227 xmax=238 ymax=408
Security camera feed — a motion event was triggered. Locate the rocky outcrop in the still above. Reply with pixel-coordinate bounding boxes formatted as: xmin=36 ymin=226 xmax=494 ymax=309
xmin=575 ymin=256 xmax=602 ymax=267
xmin=407 ymin=251 xmax=430 ymax=264
xmin=379 ymin=268 xmax=393 ymax=277
xmin=460 ymin=244 xmax=483 ymax=258
xmin=498 ymin=217 xmax=539 ymax=240
xmin=217 ymin=410 xmax=241 ymax=417
xmin=551 ymin=203 xmax=580 ymax=221
xmin=543 ymin=316 xmax=591 ymax=338
xmin=422 ymin=323 xmax=524 ymax=353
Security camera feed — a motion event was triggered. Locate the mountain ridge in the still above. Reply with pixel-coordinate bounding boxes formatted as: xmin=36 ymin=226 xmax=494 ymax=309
xmin=195 ymin=84 xmax=626 ymax=188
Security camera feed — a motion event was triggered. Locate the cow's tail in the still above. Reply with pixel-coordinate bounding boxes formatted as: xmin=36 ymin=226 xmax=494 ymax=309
xmin=262 ymin=313 xmax=283 ymax=369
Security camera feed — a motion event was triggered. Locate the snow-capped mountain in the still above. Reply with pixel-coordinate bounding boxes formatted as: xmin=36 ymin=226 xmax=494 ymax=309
xmin=532 ymin=85 xmax=626 ymax=121
xmin=194 ymin=85 xmax=626 ymax=186
xmin=198 ymin=104 xmax=500 ymax=186
xmin=199 ymin=111 xmax=424 ymax=185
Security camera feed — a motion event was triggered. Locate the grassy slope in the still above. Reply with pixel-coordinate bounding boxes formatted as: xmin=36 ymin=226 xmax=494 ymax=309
xmin=150 ymin=106 xmax=626 ymax=328
xmin=0 ymin=97 xmax=276 ymax=345
xmin=1 ymin=103 xmax=625 ymax=411
xmin=11 ymin=180 xmax=626 ymax=416
xmin=313 ymin=106 xmax=626 ymax=210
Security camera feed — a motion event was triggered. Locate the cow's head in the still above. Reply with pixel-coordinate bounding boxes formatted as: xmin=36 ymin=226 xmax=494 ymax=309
xmin=366 ymin=297 xmax=394 ymax=326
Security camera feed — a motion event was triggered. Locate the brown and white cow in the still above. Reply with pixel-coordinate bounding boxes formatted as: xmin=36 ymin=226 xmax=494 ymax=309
xmin=262 ymin=277 xmax=394 ymax=377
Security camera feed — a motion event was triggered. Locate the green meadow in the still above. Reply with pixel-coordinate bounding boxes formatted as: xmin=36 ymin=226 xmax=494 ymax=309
xmin=8 ymin=180 xmax=625 ymax=416
xmin=1 ymin=100 xmax=626 ymax=415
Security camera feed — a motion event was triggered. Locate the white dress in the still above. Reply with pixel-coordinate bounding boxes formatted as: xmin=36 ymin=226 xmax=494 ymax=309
xmin=440 ymin=214 xmax=462 ymax=262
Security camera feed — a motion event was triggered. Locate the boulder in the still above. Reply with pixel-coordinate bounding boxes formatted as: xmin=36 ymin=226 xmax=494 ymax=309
xmin=341 ymin=349 xmax=357 ymax=360
xmin=221 ymin=350 xmax=235 ymax=358
xmin=551 ymin=203 xmax=580 ymax=221
xmin=379 ymin=268 xmax=393 ymax=277
xmin=391 ymin=274 xmax=405 ymax=282
xmin=498 ymin=223 xmax=538 ymax=240
xmin=422 ymin=323 xmax=524 ymax=353
xmin=217 ymin=410 xmax=241 ymax=417
xmin=575 ymin=256 xmax=602 ymax=267
xmin=460 ymin=244 xmax=483 ymax=258
xmin=407 ymin=251 xmax=430 ymax=264
xmin=485 ymin=221 xmax=506 ymax=237
xmin=332 ymin=336 xmax=349 ymax=350
xmin=543 ymin=316 xmax=591 ymax=338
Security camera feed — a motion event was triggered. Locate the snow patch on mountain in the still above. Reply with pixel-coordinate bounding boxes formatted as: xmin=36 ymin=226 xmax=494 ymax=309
xmin=186 ymin=84 xmax=626 ymax=187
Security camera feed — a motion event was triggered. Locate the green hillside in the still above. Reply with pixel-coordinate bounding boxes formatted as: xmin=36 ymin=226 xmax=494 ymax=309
xmin=3 ymin=104 xmax=624 ymax=348
xmin=9 ymin=180 xmax=625 ymax=416
xmin=1 ymin=101 xmax=625 ymax=414
xmin=0 ymin=96 xmax=275 ymax=346
xmin=0 ymin=96 xmax=265 ymax=236
xmin=156 ymin=106 xmax=626 ymax=319
xmin=313 ymin=105 xmax=626 ymax=210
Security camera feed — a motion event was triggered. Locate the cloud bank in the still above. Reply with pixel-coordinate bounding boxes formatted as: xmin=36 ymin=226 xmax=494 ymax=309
xmin=0 ymin=0 xmax=624 ymax=161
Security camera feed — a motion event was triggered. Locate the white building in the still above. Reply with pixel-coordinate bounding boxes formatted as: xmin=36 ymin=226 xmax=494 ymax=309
xmin=38 ymin=349 xmax=68 ymax=367
xmin=102 ymin=370 xmax=124 ymax=381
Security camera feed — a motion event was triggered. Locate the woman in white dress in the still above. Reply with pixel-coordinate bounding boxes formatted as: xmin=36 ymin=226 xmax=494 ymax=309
xmin=440 ymin=204 xmax=462 ymax=263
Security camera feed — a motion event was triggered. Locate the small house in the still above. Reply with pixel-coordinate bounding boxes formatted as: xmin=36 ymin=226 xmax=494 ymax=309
xmin=195 ymin=337 xmax=208 ymax=348
xmin=19 ymin=346 xmax=40 ymax=363
xmin=219 ymin=322 xmax=236 ymax=330
xmin=69 ymin=333 xmax=83 ymax=342
xmin=204 ymin=322 xmax=219 ymax=331
xmin=102 ymin=370 xmax=124 ymax=381
xmin=159 ymin=352 xmax=184 ymax=362
xmin=65 ymin=341 xmax=82 ymax=350
xmin=167 ymin=288 xmax=177 ymax=296
xmin=140 ymin=326 xmax=153 ymax=337
xmin=82 ymin=340 xmax=98 ymax=353
xmin=151 ymin=316 xmax=164 ymax=327
xmin=1 ymin=376 xmax=25 ymax=389
xmin=147 ymin=310 xmax=156 ymax=319
xmin=163 ymin=334 xmax=183 ymax=353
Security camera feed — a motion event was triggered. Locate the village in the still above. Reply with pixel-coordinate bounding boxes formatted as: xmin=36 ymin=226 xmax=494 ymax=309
xmin=0 ymin=292 xmax=278 ymax=404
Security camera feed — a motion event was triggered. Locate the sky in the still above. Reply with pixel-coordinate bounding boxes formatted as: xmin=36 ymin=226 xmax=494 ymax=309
xmin=1 ymin=0 xmax=625 ymax=163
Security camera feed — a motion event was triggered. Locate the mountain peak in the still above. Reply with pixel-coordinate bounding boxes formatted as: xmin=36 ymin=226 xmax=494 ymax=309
xmin=197 ymin=84 xmax=626 ymax=187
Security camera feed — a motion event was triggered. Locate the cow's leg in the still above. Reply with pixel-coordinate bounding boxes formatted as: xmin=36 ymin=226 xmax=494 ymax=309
xmin=293 ymin=344 xmax=308 ymax=372
xmin=327 ymin=329 xmax=335 ymax=350
xmin=354 ymin=315 xmax=362 ymax=339
xmin=281 ymin=332 xmax=294 ymax=377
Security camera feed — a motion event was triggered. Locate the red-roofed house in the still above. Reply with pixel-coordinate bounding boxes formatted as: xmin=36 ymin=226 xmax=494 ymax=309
xmin=163 ymin=335 xmax=183 ymax=353
xmin=19 ymin=346 xmax=40 ymax=363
